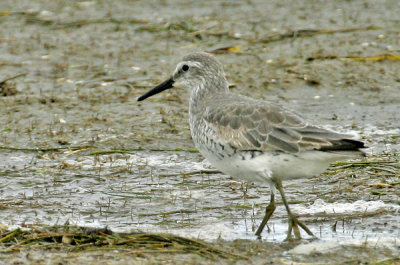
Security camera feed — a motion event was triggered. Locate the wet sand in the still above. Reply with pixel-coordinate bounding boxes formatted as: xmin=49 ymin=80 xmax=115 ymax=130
xmin=0 ymin=0 xmax=399 ymax=264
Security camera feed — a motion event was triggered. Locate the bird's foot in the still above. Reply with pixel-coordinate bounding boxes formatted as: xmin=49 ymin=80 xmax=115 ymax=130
xmin=284 ymin=216 xmax=315 ymax=241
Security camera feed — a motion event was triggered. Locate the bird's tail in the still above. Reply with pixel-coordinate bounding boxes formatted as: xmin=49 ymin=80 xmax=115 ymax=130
xmin=323 ymin=139 xmax=367 ymax=157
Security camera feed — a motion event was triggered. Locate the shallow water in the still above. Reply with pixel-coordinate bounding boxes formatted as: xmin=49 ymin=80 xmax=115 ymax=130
xmin=1 ymin=150 xmax=399 ymax=245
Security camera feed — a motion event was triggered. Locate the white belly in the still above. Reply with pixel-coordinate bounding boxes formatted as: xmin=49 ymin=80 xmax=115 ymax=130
xmin=198 ymin=148 xmax=347 ymax=184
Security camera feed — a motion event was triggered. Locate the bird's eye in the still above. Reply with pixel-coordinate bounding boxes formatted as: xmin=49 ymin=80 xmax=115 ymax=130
xmin=182 ymin=64 xmax=189 ymax=72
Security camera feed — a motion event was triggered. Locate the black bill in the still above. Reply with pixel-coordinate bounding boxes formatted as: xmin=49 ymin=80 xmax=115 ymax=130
xmin=137 ymin=77 xmax=174 ymax=101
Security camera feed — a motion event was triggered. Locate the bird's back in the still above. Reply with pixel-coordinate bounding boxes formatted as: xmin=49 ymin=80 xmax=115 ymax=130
xmin=189 ymin=92 xmax=365 ymax=181
xmin=191 ymin=92 xmax=364 ymax=153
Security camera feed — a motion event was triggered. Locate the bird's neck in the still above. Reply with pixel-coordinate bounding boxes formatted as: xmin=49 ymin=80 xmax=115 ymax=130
xmin=189 ymin=79 xmax=228 ymax=116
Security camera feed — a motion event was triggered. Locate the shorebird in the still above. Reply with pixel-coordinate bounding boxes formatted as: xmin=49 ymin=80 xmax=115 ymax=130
xmin=137 ymin=52 xmax=365 ymax=241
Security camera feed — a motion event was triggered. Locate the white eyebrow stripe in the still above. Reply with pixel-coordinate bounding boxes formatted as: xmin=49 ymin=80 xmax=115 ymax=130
xmin=177 ymin=61 xmax=202 ymax=69
xmin=187 ymin=61 xmax=202 ymax=68
xmin=174 ymin=61 xmax=203 ymax=75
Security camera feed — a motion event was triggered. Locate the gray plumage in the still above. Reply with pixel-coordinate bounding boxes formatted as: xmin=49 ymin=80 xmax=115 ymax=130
xmin=138 ymin=51 xmax=366 ymax=240
xmin=182 ymin=52 xmax=364 ymax=158
xmin=199 ymin=94 xmax=364 ymax=154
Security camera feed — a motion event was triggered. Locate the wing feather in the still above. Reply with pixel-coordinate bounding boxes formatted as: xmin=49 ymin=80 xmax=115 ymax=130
xmin=203 ymin=96 xmax=364 ymax=153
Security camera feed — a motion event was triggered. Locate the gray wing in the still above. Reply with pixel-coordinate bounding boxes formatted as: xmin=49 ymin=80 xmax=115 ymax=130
xmin=203 ymin=96 xmax=364 ymax=153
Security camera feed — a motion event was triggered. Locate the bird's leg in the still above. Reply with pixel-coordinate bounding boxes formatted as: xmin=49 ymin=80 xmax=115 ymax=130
xmin=255 ymin=192 xmax=276 ymax=237
xmin=274 ymin=179 xmax=315 ymax=241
